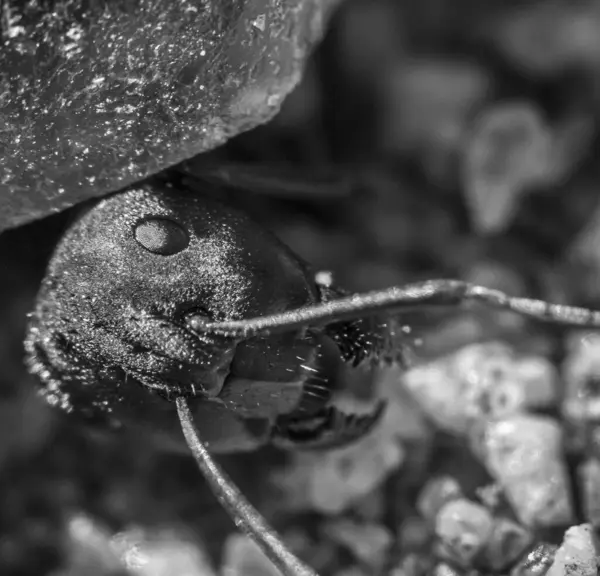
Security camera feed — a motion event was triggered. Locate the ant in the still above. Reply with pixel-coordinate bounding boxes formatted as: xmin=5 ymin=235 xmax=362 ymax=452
xmin=24 ymin=180 xmax=600 ymax=576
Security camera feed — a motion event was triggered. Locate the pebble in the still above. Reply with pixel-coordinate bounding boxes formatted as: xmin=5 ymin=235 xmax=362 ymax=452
xmin=435 ymin=498 xmax=494 ymax=566
xmin=417 ymin=476 xmax=463 ymax=522
xmin=403 ymin=342 xmax=556 ymax=435
xmin=546 ymin=525 xmax=599 ymax=576
xmin=563 ymin=331 xmax=600 ymax=423
xmin=462 ymin=101 xmax=552 ymax=234
xmin=473 ymin=415 xmax=574 ymax=527
xmin=110 ymin=524 xmax=215 ymax=576
xmin=511 ymin=543 xmax=557 ymax=576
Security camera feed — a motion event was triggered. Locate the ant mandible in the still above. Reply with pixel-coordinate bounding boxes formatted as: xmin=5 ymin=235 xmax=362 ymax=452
xmin=24 ymin=180 xmax=600 ymax=576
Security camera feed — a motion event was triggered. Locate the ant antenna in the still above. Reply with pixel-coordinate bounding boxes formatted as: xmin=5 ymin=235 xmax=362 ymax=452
xmin=202 ymin=280 xmax=600 ymax=338
xmin=176 ymin=397 xmax=318 ymax=576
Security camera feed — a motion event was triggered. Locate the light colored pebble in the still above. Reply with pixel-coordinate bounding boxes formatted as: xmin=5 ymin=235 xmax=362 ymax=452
xmin=56 ymin=513 xmax=125 ymax=576
xmin=473 ymin=415 xmax=574 ymax=527
xmin=110 ymin=524 xmax=215 ymax=576
xmin=510 ymin=543 xmax=557 ymax=576
xmin=462 ymin=101 xmax=552 ymax=234
xmin=546 ymin=525 xmax=599 ymax=576
xmin=417 ymin=476 xmax=463 ymax=522
xmin=563 ymin=331 xmax=600 ymax=422
xmin=404 ymin=342 xmax=556 ymax=435
xmin=435 ymin=499 xmax=494 ymax=565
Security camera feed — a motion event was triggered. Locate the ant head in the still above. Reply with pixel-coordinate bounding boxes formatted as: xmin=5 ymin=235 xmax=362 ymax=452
xmin=44 ymin=181 xmax=317 ymax=324
xmin=24 ymin=182 xmax=322 ymax=441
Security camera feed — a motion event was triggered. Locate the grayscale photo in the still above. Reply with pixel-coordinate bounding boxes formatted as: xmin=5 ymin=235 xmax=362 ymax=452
xmin=0 ymin=1 xmax=599 ymax=575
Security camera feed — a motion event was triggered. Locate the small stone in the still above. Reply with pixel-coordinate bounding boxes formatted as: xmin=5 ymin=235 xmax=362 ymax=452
xmin=546 ymin=525 xmax=599 ymax=576
xmin=473 ymin=415 xmax=574 ymax=527
xmin=111 ymin=525 xmax=215 ymax=576
xmin=417 ymin=476 xmax=463 ymax=522
xmin=511 ymin=543 xmax=557 ymax=576
xmin=462 ymin=101 xmax=552 ymax=234
xmin=563 ymin=331 xmax=600 ymax=423
xmin=404 ymin=342 xmax=556 ymax=436
xmin=435 ymin=499 xmax=495 ymax=566
xmin=60 ymin=514 xmax=126 ymax=576
xmin=483 ymin=517 xmax=533 ymax=572
xmin=324 ymin=520 xmax=392 ymax=570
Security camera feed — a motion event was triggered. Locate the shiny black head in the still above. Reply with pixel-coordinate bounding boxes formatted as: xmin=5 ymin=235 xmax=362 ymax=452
xmin=25 ymin=182 xmax=325 ymax=450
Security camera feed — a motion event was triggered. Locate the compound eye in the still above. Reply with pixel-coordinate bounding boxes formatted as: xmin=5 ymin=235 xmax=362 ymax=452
xmin=134 ymin=218 xmax=190 ymax=255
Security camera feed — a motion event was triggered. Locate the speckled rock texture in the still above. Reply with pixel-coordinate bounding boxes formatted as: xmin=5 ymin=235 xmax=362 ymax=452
xmin=0 ymin=0 xmax=340 ymax=232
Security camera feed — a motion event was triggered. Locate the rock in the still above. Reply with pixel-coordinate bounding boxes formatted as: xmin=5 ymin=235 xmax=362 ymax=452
xmin=563 ymin=331 xmax=600 ymax=423
xmin=462 ymin=101 xmax=552 ymax=234
xmin=472 ymin=415 xmax=574 ymax=527
xmin=56 ymin=513 xmax=127 ymax=576
xmin=434 ymin=498 xmax=494 ymax=566
xmin=511 ymin=543 xmax=557 ymax=576
xmin=0 ymin=0 xmax=341 ymax=231
xmin=403 ymin=342 xmax=557 ymax=435
xmin=110 ymin=525 xmax=215 ymax=576
xmin=546 ymin=525 xmax=599 ymax=576
xmin=417 ymin=477 xmax=463 ymax=522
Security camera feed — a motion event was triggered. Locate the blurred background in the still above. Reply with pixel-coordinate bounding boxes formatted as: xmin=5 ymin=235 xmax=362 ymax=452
xmin=1 ymin=0 xmax=600 ymax=574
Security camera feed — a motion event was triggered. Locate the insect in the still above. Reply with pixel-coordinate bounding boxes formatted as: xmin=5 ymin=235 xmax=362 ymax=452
xmin=24 ymin=180 xmax=600 ymax=576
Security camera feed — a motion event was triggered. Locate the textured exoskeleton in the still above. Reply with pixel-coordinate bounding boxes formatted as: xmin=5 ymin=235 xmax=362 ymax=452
xmin=25 ymin=182 xmax=389 ymax=453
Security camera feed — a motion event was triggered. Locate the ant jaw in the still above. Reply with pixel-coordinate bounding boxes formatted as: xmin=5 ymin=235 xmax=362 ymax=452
xmin=271 ymin=400 xmax=386 ymax=450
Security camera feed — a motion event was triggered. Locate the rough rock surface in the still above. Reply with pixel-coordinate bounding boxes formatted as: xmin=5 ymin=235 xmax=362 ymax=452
xmin=0 ymin=0 xmax=340 ymax=231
